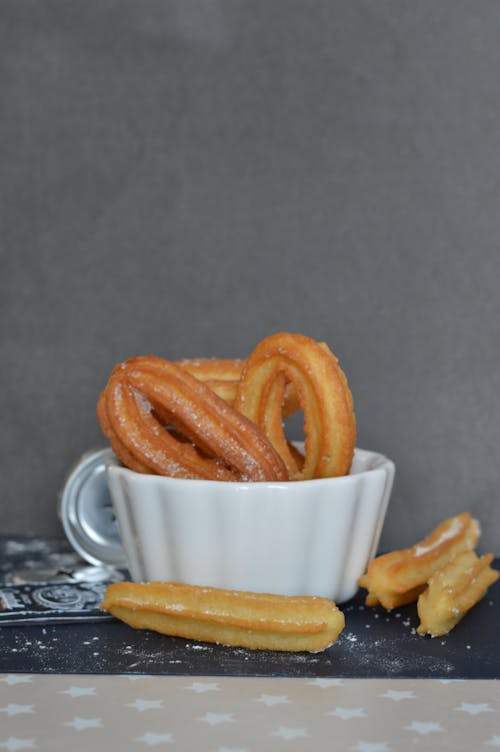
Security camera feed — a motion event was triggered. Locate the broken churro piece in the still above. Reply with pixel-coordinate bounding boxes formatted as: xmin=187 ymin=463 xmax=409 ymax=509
xmin=417 ymin=550 xmax=499 ymax=637
xmin=101 ymin=581 xmax=345 ymax=653
xmin=358 ymin=512 xmax=480 ymax=610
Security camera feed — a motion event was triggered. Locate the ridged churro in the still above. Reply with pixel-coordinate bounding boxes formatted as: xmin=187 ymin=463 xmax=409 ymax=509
xmin=97 ymin=356 xmax=288 ymax=482
xmin=234 ymin=333 xmax=356 ymax=480
xmin=101 ymin=581 xmax=345 ymax=653
xmin=176 ymin=358 xmax=245 ymax=408
xmin=177 ymin=357 xmax=301 ymax=418
xmin=416 ymin=550 xmax=499 ymax=637
xmin=358 ymin=512 xmax=480 ymax=610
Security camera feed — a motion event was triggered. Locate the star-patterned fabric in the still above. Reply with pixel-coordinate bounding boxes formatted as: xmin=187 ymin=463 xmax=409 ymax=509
xmin=0 ymin=674 xmax=499 ymax=750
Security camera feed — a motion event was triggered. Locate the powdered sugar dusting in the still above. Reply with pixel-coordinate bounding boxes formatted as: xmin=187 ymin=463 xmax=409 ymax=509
xmin=413 ymin=517 xmax=470 ymax=557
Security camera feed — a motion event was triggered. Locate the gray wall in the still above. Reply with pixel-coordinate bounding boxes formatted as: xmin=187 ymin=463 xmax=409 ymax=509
xmin=2 ymin=1 xmax=499 ymax=553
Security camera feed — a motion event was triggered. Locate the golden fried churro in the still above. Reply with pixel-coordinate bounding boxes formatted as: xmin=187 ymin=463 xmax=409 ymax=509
xmin=358 ymin=512 xmax=480 ymax=610
xmin=97 ymin=356 xmax=289 ymax=482
xmin=101 ymin=581 xmax=345 ymax=653
xmin=177 ymin=357 xmax=301 ymax=418
xmin=176 ymin=358 xmax=245 ymax=406
xmin=234 ymin=333 xmax=356 ymax=480
xmin=417 ymin=550 xmax=499 ymax=637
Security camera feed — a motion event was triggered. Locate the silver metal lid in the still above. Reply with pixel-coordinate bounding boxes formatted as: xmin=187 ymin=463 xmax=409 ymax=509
xmin=58 ymin=448 xmax=127 ymax=568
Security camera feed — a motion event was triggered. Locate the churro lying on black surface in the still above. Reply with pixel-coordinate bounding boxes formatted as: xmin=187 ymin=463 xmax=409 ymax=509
xmin=358 ymin=513 xmax=480 ymax=610
xmin=416 ymin=550 xmax=499 ymax=637
xmin=101 ymin=581 xmax=345 ymax=653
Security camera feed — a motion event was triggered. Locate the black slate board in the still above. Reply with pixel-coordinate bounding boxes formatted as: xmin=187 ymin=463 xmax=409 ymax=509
xmin=1 ymin=537 xmax=499 ymax=679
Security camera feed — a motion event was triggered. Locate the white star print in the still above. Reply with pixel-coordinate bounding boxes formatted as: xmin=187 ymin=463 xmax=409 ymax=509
xmin=379 ymin=690 xmax=415 ymax=701
xmin=307 ymin=678 xmax=344 ymax=688
xmin=198 ymin=712 xmax=235 ymax=726
xmin=0 ymin=705 xmax=34 ymax=717
xmin=455 ymin=702 xmax=494 ymax=715
xmin=404 ymin=721 xmax=443 ymax=735
xmin=350 ymin=743 xmax=391 ymax=752
xmin=127 ymin=699 xmax=164 ymax=712
xmin=0 ymin=676 xmax=33 ymax=686
xmin=135 ymin=732 xmax=175 ymax=746
xmin=0 ymin=739 xmax=37 ymax=752
xmin=327 ymin=706 xmax=366 ymax=720
xmin=272 ymin=726 xmax=309 ymax=740
xmin=255 ymin=694 xmax=290 ymax=706
xmin=485 ymin=736 xmax=500 ymax=747
xmin=59 ymin=686 xmax=96 ymax=697
xmin=185 ymin=681 xmax=220 ymax=693
xmin=63 ymin=717 xmax=103 ymax=731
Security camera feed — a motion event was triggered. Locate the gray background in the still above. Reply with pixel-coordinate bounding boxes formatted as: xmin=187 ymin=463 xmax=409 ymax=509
xmin=1 ymin=1 xmax=499 ymax=553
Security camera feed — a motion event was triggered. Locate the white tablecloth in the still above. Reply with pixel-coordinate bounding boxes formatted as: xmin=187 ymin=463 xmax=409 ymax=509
xmin=1 ymin=673 xmax=499 ymax=750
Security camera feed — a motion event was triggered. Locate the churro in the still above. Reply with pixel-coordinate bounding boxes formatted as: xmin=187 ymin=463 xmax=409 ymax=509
xmin=358 ymin=512 xmax=480 ymax=610
xmin=177 ymin=357 xmax=301 ymax=418
xmin=234 ymin=332 xmax=356 ymax=480
xmin=101 ymin=581 xmax=345 ymax=653
xmin=97 ymin=356 xmax=288 ymax=482
xmin=176 ymin=358 xmax=245 ymax=407
xmin=416 ymin=550 xmax=499 ymax=637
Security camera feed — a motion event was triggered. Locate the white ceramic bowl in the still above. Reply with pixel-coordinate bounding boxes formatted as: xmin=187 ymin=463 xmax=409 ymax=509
xmin=105 ymin=447 xmax=394 ymax=603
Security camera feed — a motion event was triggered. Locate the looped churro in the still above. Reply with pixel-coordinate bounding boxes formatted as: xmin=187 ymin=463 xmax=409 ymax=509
xmin=176 ymin=358 xmax=245 ymax=407
xmin=177 ymin=357 xmax=301 ymax=418
xmin=97 ymin=356 xmax=289 ymax=482
xmin=101 ymin=581 xmax=345 ymax=652
xmin=234 ymin=333 xmax=356 ymax=480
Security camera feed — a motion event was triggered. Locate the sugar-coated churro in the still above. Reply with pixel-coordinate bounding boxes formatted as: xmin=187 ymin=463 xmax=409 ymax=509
xmin=234 ymin=332 xmax=356 ymax=480
xmin=101 ymin=581 xmax=345 ymax=653
xmin=97 ymin=356 xmax=288 ymax=482
xmin=177 ymin=357 xmax=301 ymax=418
xmin=358 ymin=512 xmax=480 ymax=610
xmin=416 ymin=550 xmax=499 ymax=637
